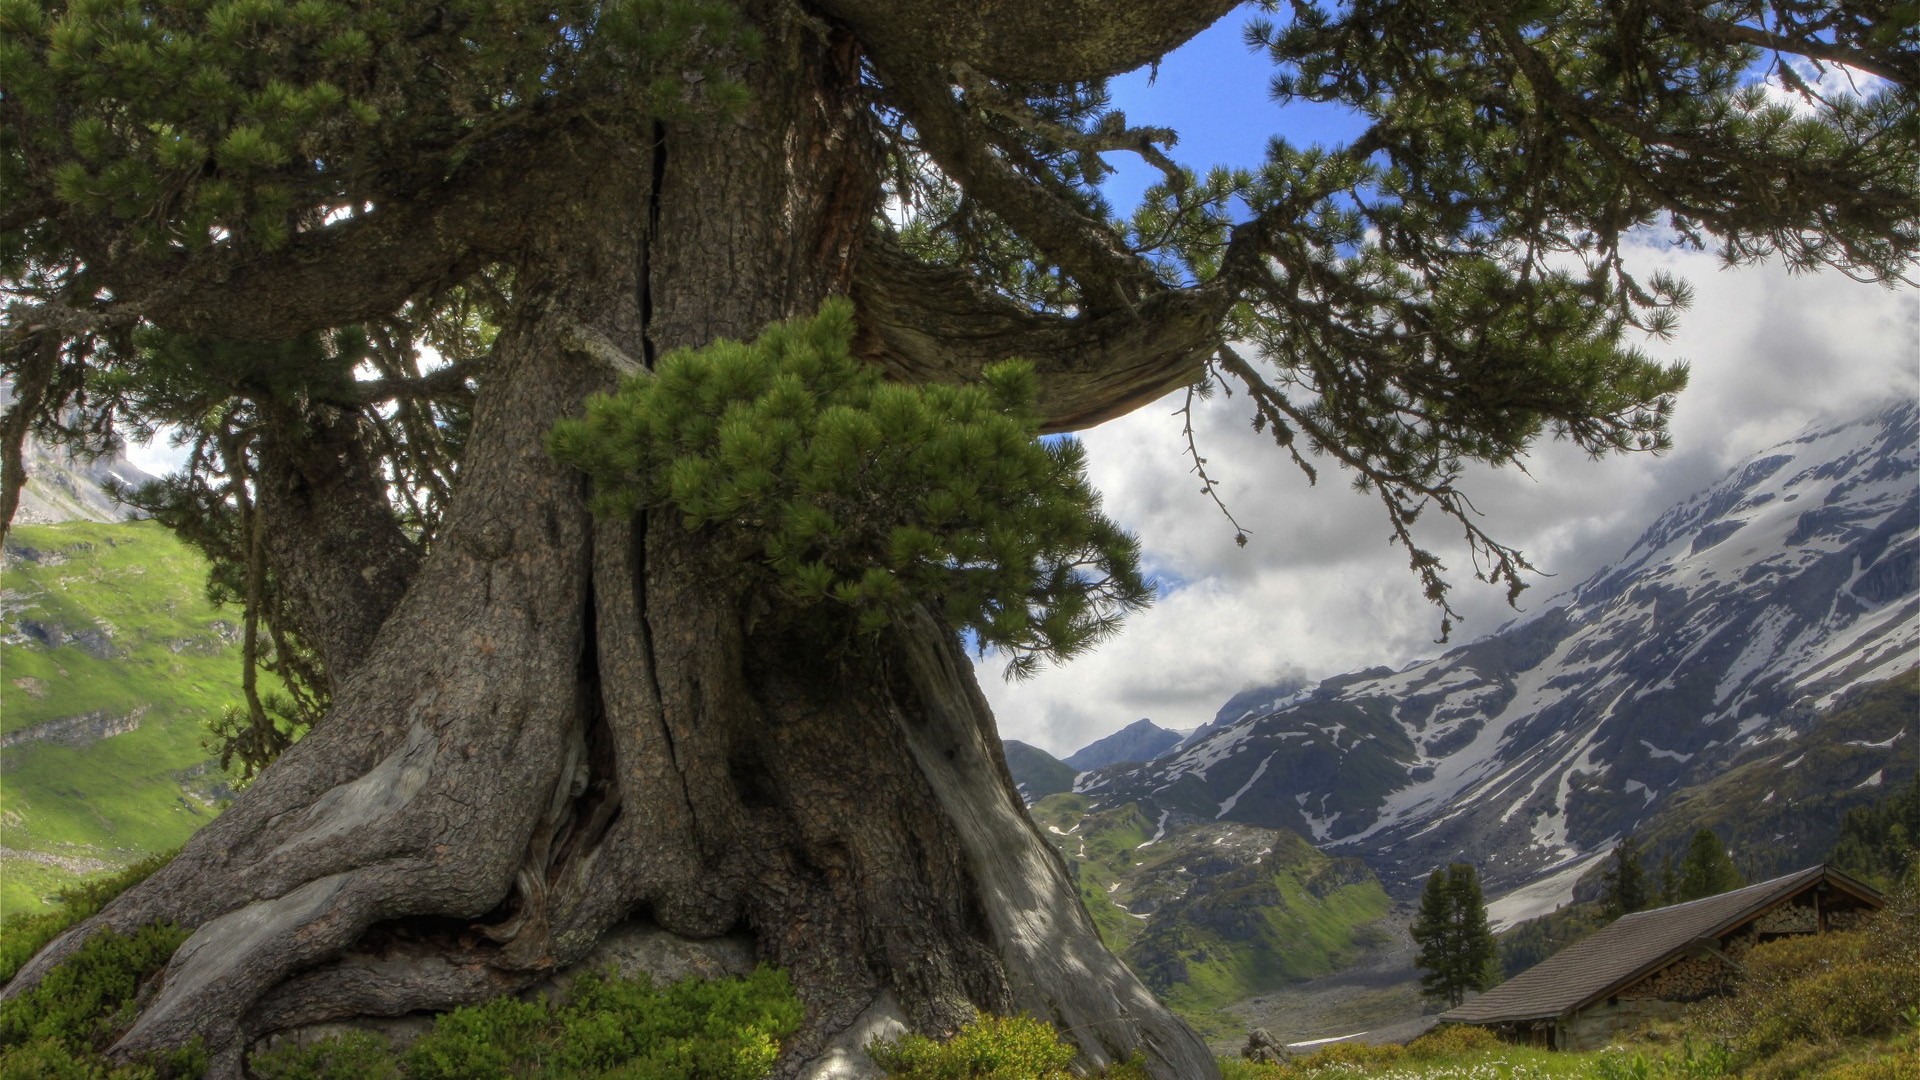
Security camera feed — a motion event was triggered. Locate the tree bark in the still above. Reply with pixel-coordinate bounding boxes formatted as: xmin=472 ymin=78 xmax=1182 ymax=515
xmin=0 ymin=12 xmax=1217 ymax=1079
xmin=253 ymin=406 xmax=421 ymax=683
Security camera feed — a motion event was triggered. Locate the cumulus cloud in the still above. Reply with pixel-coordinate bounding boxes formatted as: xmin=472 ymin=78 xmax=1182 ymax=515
xmin=981 ymin=240 xmax=1919 ymax=755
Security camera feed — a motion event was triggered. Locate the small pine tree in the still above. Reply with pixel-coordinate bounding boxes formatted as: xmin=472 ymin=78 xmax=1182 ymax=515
xmin=1676 ymin=828 xmax=1746 ymax=902
xmin=1412 ymin=863 xmax=1500 ymax=1008
xmin=1601 ymin=835 xmax=1649 ymax=919
xmin=1829 ymin=774 xmax=1920 ymax=889
xmin=1656 ymin=854 xmax=1681 ymax=906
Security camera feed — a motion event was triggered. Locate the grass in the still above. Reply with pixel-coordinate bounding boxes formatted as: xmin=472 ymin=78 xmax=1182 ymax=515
xmin=1030 ymin=793 xmax=1395 ymax=1037
xmin=2 ymin=521 xmax=242 ymax=920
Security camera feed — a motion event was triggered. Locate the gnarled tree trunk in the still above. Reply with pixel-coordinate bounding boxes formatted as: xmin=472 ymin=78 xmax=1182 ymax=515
xmin=1 ymin=17 xmax=1217 ymax=1080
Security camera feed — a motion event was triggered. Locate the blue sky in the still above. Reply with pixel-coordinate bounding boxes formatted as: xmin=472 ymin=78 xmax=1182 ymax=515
xmin=1097 ymin=10 xmax=1360 ymax=211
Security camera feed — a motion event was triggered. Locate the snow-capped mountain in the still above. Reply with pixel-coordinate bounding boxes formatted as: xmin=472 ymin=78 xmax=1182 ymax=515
xmin=1080 ymin=402 xmax=1919 ymax=895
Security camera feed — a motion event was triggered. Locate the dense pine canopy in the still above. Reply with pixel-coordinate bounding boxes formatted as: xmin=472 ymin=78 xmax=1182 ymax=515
xmin=7 ymin=2 xmax=1914 ymax=645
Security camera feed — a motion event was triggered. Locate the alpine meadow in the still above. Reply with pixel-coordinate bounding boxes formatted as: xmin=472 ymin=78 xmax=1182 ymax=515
xmin=1 ymin=1 xmax=1915 ymax=1077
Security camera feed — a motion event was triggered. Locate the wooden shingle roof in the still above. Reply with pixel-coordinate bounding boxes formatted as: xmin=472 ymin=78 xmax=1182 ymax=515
xmin=1441 ymin=865 xmax=1882 ymax=1025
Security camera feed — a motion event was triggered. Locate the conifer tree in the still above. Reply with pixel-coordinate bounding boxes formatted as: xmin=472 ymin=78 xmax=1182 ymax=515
xmin=1412 ymin=863 xmax=1499 ymax=1008
xmin=1677 ymin=828 xmax=1747 ymax=902
xmin=2 ymin=0 xmax=1914 ymax=1075
xmin=1830 ymin=774 xmax=1920 ymax=889
xmin=1657 ymin=854 xmax=1682 ymax=907
xmin=1602 ymin=835 xmax=1650 ymax=919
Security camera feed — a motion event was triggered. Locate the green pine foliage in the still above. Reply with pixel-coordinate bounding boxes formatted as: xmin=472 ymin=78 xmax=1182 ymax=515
xmin=548 ymin=300 xmax=1151 ymax=676
xmin=0 ymin=0 xmax=751 ymax=262
xmin=1675 ymin=829 xmax=1745 ymax=903
xmin=1411 ymin=863 xmax=1498 ymax=1008
xmin=1829 ymin=775 xmax=1920 ymax=890
xmin=1602 ymin=835 xmax=1650 ymax=920
xmin=1656 ymin=854 xmax=1681 ymax=908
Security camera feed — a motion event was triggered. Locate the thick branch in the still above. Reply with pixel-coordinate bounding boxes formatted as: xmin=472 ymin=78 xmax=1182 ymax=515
xmin=818 ymin=0 xmax=1238 ymax=83
xmin=0 ymin=332 xmax=59 ymax=544
xmin=881 ymin=66 xmax=1162 ymax=308
xmin=852 ymin=232 xmax=1226 ymax=431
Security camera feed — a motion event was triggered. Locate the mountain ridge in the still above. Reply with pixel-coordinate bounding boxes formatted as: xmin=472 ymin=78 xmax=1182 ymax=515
xmin=1064 ymin=718 xmax=1184 ymax=771
xmin=1080 ymin=401 xmax=1919 ymax=899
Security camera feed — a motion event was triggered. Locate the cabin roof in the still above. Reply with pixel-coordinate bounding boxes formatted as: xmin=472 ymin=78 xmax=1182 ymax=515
xmin=1441 ymin=864 xmax=1883 ymax=1025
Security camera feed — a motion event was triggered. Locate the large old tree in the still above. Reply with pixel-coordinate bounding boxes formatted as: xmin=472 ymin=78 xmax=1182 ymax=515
xmin=1 ymin=0 xmax=1914 ymax=1075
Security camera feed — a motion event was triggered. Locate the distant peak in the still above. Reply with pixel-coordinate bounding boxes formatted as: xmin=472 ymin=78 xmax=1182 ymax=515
xmin=1064 ymin=719 xmax=1183 ymax=771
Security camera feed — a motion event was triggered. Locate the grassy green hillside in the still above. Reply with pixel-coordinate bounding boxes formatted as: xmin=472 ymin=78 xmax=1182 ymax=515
xmin=1030 ymin=793 xmax=1394 ymax=1034
xmin=1 ymin=520 xmax=238 ymax=919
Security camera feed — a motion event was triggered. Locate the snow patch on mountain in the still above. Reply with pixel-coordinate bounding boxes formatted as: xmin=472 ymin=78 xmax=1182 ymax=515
xmin=1082 ymin=402 xmax=1919 ymax=894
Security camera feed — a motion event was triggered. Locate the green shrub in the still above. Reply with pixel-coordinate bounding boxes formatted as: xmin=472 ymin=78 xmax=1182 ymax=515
xmin=0 ymin=851 xmax=177 ymax=984
xmin=249 ymin=1031 xmax=402 ymax=1080
xmin=868 ymin=1013 xmax=1154 ymax=1080
xmin=1698 ymin=869 xmax=1920 ymax=1069
xmin=547 ymin=966 xmax=802 ymax=1080
xmin=548 ymin=300 xmax=1150 ymax=678
xmin=1819 ymin=1052 xmax=1920 ymax=1080
xmin=1404 ymin=1024 xmax=1502 ymax=1058
xmin=1216 ymin=1060 xmax=1285 ymax=1080
xmin=402 ymin=997 xmax=549 ymax=1080
xmin=0 ymin=923 xmax=188 ymax=1054
xmin=267 ymin=965 xmax=802 ymax=1080
xmin=871 ymin=1014 xmax=1078 ymax=1079
xmin=0 ymin=922 xmax=201 ymax=1079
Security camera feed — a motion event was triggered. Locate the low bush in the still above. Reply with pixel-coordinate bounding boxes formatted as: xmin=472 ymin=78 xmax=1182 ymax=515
xmin=1699 ymin=869 xmax=1920 ymax=1067
xmin=0 ymin=851 xmax=177 ymax=985
xmin=0 ymin=922 xmax=201 ymax=1080
xmin=253 ymin=965 xmax=803 ymax=1080
xmin=869 ymin=1014 xmax=1152 ymax=1080
xmin=1405 ymin=1025 xmax=1503 ymax=1058
xmin=247 ymin=1031 xmax=400 ymax=1080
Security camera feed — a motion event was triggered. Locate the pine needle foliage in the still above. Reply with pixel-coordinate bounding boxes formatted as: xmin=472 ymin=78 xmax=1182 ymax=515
xmin=1411 ymin=863 xmax=1499 ymax=1009
xmin=1602 ymin=835 xmax=1650 ymax=920
xmin=1675 ymin=828 xmax=1745 ymax=903
xmin=0 ymin=0 xmax=752 ymax=259
xmin=549 ymin=300 xmax=1151 ymax=677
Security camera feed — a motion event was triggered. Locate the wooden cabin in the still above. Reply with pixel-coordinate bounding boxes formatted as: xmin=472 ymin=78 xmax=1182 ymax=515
xmin=1440 ymin=864 xmax=1883 ymax=1050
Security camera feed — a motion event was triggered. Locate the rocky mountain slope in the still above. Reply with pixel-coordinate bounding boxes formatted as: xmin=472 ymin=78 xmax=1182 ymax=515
xmin=11 ymin=440 xmax=154 ymax=526
xmin=1080 ymin=402 xmax=1919 ymax=898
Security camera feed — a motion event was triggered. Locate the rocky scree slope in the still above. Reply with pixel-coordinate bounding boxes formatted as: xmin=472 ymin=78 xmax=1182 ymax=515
xmin=1079 ymin=402 xmax=1919 ymax=897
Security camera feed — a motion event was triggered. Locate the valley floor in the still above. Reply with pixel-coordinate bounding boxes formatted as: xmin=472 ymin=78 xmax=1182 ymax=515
xmin=1217 ymin=911 xmax=1433 ymax=1052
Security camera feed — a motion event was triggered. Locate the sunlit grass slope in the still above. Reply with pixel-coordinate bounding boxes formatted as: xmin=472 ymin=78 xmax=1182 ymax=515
xmin=1 ymin=520 xmax=238 ymax=919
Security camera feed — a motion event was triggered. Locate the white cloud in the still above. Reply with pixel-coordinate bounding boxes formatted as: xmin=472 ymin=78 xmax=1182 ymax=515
xmin=982 ymin=240 xmax=1919 ymax=756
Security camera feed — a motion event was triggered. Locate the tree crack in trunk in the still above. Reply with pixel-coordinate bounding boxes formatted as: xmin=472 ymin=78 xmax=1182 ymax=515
xmin=640 ymin=122 xmax=667 ymax=369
